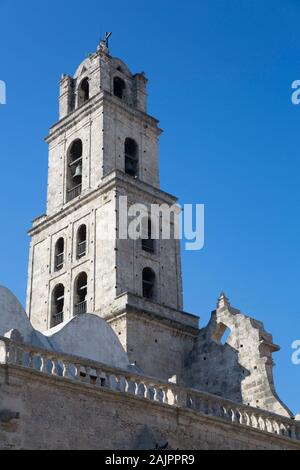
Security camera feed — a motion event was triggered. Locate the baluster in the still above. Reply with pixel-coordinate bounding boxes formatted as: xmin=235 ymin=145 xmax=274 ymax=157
xmin=280 ymin=424 xmax=287 ymax=437
xmin=206 ymin=400 xmax=213 ymax=416
xmin=212 ymin=403 xmax=221 ymax=418
xmin=166 ymin=387 xmax=176 ymax=406
xmin=194 ymin=395 xmax=200 ymax=410
xmin=130 ymin=379 xmax=136 ymax=395
xmin=136 ymin=381 xmax=145 ymax=398
xmin=273 ymin=420 xmax=280 ymax=435
xmin=186 ymin=394 xmax=193 ymax=409
xmin=15 ymin=345 xmax=22 ymax=365
xmin=194 ymin=396 xmax=201 ymax=412
xmin=215 ymin=403 xmax=223 ymax=418
xmin=217 ymin=403 xmax=223 ymax=418
xmin=285 ymin=425 xmax=292 ymax=439
xmin=51 ymin=358 xmax=59 ymax=376
xmin=74 ymin=364 xmax=81 ymax=380
xmin=208 ymin=401 xmax=215 ymax=416
xmin=175 ymin=389 xmax=187 ymax=407
xmin=222 ymin=405 xmax=230 ymax=421
xmin=196 ymin=398 xmax=205 ymax=414
xmin=264 ymin=418 xmax=271 ymax=433
xmin=5 ymin=343 xmax=12 ymax=364
xmin=0 ymin=340 xmax=8 ymax=365
xmin=108 ymin=374 xmax=114 ymax=390
xmin=126 ymin=377 xmax=138 ymax=396
xmin=90 ymin=368 xmax=98 ymax=385
xmin=34 ymin=354 xmax=42 ymax=371
xmin=153 ymin=387 xmax=160 ymax=402
xmin=18 ymin=347 xmax=25 ymax=366
xmin=125 ymin=378 xmax=130 ymax=393
xmin=137 ymin=381 xmax=145 ymax=398
xmin=146 ymin=382 xmax=153 ymax=400
xmin=84 ymin=367 xmax=91 ymax=384
xmin=295 ymin=423 xmax=300 ymax=441
xmin=197 ymin=395 xmax=205 ymax=411
xmin=117 ymin=375 xmax=126 ymax=392
xmin=290 ymin=424 xmax=297 ymax=440
xmin=218 ymin=404 xmax=225 ymax=419
xmin=125 ymin=377 xmax=137 ymax=394
xmin=259 ymin=416 xmax=266 ymax=432
xmin=209 ymin=400 xmax=215 ymax=416
xmin=95 ymin=370 xmax=106 ymax=387
xmin=108 ymin=374 xmax=117 ymax=390
xmin=251 ymin=413 xmax=259 ymax=429
xmin=40 ymin=354 xmax=45 ymax=371
xmin=130 ymin=380 xmax=137 ymax=396
xmin=244 ymin=412 xmax=251 ymax=427
xmin=40 ymin=355 xmax=47 ymax=373
xmin=231 ymin=408 xmax=238 ymax=423
xmin=28 ymin=351 xmax=34 ymax=369
xmin=7 ymin=344 xmax=16 ymax=364
xmin=200 ymin=399 xmax=208 ymax=415
xmin=221 ymin=405 xmax=229 ymax=420
xmin=62 ymin=361 xmax=70 ymax=378
xmin=161 ymin=387 xmax=168 ymax=404
xmin=238 ymin=410 xmax=244 ymax=424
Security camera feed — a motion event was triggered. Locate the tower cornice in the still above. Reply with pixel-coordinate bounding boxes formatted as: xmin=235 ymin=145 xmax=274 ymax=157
xmin=46 ymin=91 xmax=162 ymax=145
xmin=29 ymin=170 xmax=178 ymax=237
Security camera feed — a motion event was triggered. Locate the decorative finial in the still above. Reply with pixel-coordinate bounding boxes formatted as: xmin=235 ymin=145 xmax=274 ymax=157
xmin=217 ymin=292 xmax=230 ymax=309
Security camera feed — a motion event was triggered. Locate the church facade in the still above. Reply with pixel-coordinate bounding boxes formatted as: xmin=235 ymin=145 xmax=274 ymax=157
xmin=0 ymin=39 xmax=299 ymax=450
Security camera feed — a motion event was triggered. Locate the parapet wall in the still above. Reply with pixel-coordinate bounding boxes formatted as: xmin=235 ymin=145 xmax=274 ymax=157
xmin=0 ymin=336 xmax=299 ymax=450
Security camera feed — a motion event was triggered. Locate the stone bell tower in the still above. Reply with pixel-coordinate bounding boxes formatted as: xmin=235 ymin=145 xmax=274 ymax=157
xmin=26 ymin=38 xmax=199 ymax=380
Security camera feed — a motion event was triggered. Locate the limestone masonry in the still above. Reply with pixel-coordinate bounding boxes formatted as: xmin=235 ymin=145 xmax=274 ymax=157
xmin=0 ymin=39 xmax=299 ymax=450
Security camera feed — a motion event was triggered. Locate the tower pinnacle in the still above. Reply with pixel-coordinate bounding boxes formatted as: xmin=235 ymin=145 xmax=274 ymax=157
xmin=217 ymin=292 xmax=231 ymax=309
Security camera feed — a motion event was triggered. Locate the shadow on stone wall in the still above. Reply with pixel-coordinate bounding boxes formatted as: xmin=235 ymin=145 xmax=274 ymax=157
xmin=184 ymin=293 xmax=293 ymax=418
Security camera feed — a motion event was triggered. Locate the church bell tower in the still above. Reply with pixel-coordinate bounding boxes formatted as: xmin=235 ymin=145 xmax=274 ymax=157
xmin=26 ymin=38 xmax=199 ymax=380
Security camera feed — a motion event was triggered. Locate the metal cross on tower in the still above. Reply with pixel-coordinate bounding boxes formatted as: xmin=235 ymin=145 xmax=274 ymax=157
xmin=102 ymin=32 xmax=112 ymax=48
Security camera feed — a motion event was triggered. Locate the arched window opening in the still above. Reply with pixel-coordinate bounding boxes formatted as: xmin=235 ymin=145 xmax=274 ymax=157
xmin=78 ymin=77 xmax=89 ymax=106
xmin=51 ymin=284 xmax=65 ymax=327
xmin=142 ymin=268 xmax=156 ymax=300
xmin=77 ymin=225 xmax=87 ymax=259
xmin=54 ymin=238 xmax=65 ymax=271
xmin=113 ymin=76 xmax=126 ymax=99
xmin=142 ymin=218 xmax=155 ymax=254
xmin=67 ymin=139 xmax=83 ymax=202
xmin=74 ymin=272 xmax=87 ymax=315
xmin=212 ymin=323 xmax=232 ymax=346
xmin=125 ymin=138 xmax=138 ymax=177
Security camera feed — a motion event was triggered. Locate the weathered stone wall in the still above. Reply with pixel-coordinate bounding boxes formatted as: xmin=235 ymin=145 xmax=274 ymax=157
xmin=103 ymin=98 xmax=160 ymax=188
xmin=0 ymin=365 xmax=299 ymax=451
xmin=27 ymin=175 xmax=186 ymax=335
xmin=115 ymin=181 xmax=183 ymax=311
xmin=184 ymin=294 xmax=292 ymax=418
xmin=108 ymin=310 xmax=197 ymax=381
xmin=46 ymin=98 xmax=103 ymax=215
xmin=27 ymin=186 xmax=117 ymax=331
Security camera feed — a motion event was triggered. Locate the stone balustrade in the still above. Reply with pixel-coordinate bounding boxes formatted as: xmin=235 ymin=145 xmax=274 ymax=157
xmin=0 ymin=335 xmax=299 ymax=442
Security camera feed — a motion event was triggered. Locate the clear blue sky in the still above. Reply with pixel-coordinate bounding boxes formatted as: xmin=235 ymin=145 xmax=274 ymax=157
xmin=0 ymin=0 xmax=299 ymax=413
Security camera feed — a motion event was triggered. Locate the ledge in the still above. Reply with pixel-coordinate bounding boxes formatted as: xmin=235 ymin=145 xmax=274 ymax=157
xmin=100 ymin=292 xmax=199 ymax=334
xmin=28 ymin=171 xmax=178 ymax=235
